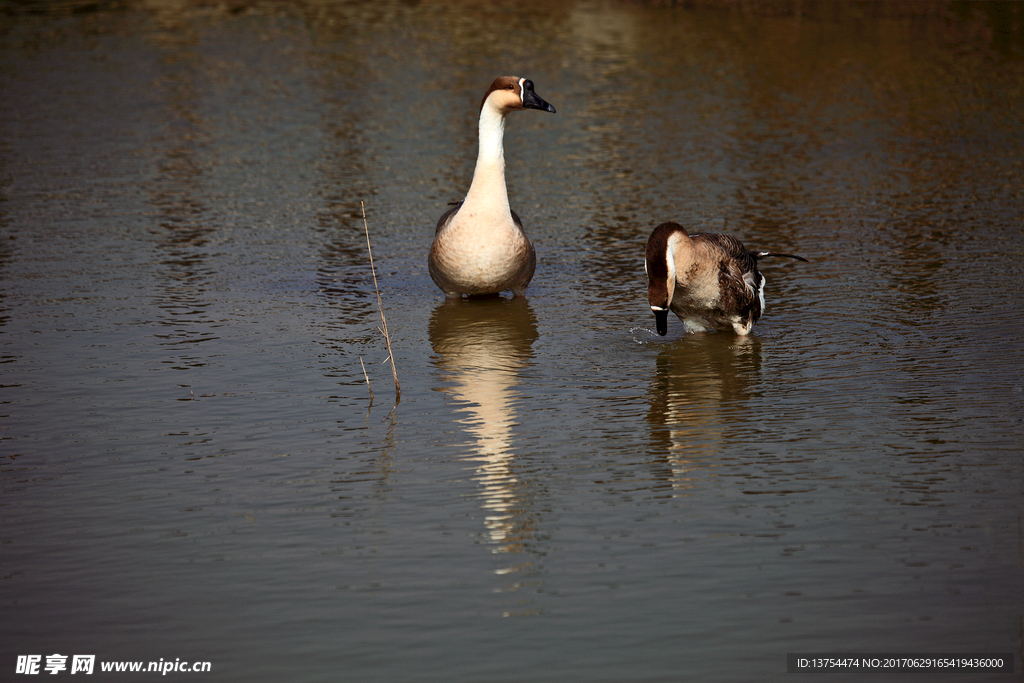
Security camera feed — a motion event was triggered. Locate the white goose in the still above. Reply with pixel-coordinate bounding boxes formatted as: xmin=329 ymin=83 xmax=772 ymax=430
xmin=428 ymin=76 xmax=556 ymax=298
xmin=645 ymin=221 xmax=807 ymax=336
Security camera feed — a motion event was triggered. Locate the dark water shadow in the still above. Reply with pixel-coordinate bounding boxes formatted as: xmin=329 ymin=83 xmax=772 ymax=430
xmin=144 ymin=24 xmax=220 ymax=374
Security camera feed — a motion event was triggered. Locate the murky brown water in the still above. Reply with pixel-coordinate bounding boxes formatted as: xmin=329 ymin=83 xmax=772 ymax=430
xmin=2 ymin=1 xmax=1023 ymax=681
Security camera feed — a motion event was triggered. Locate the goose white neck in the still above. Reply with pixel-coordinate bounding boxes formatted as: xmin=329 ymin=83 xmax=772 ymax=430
xmin=665 ymin=234 xmax=678 ymax=307
xmin=477 ymin=102 xmax=507 ymax=166
xmin=464 ymin=102 xmax=509 ymax=207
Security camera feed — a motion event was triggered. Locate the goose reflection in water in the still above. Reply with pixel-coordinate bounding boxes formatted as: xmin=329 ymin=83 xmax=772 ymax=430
xmin=646 ymin=335 xmax=763 ymax=491
xmin=429 ymin=298 xmax=538 ymax=555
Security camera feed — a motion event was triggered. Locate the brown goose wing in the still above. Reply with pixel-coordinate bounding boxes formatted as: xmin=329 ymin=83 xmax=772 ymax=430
xmin=510 ymin=208 xmax=523 ymax=230
xmin=691 ymin=233 xmax=758 ymax=275
xmin=693 ymin=233 xmax=762 ymax=320
xmin=435 ymin=201 xmax=462 ymax=235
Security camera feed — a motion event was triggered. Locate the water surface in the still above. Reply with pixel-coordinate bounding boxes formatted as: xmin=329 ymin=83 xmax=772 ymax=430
xmin=2 ymin=1 xmax=1023 ymax=681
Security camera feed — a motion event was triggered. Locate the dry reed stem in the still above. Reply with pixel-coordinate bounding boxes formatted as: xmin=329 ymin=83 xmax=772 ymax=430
xmin=362 ymin=201 xmax=400 ymax=405
xmin=359 ymin=357 xmax=373 ymax=405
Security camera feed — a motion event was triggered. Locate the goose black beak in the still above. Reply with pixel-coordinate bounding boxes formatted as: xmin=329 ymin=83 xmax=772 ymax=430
xmin=654 ymin=309 xmax=668 ymax=336
xmin=522 ymin=80 xmax=556 ymax=113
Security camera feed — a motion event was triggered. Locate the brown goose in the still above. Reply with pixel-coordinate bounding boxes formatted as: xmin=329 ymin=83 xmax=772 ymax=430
xmin=645 ymin=221 xmax=807 ymax=336
xmin=428 ymin=77 xmax=556 ymax=298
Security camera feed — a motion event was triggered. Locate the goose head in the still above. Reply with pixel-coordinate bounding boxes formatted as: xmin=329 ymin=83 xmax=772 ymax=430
xmin=645 ymin=222 xmax=685 ymax=336
xmin=480 ymin=76 xmax=556 ymax=115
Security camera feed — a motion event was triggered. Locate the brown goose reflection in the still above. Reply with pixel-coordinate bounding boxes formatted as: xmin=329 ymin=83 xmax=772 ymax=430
xmin=429 ymin=298 xmax=538 ymax=553
xmin=646 ymin=335 xmax=763 ymax=490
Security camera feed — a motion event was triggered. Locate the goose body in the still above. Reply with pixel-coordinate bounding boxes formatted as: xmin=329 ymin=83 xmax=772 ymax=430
xmin=645 ymin=221 xmax=806 ymax=336
xmin=429 ymin=76 xmax=556 ymax=297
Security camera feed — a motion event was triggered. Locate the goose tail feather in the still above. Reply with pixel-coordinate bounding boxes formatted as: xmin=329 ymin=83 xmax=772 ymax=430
xmin=752 ymin=251 xmax=808 ymax=262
